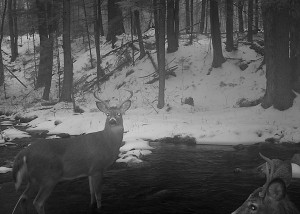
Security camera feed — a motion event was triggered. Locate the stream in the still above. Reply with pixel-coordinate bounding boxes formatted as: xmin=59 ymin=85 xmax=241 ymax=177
xmin=0 ymin=120 xmax=300 ymax=214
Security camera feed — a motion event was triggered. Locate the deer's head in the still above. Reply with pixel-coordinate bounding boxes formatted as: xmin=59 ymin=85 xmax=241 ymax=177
xmin=94 ymin=90 xmax=132 ymax=129
xmin=232 ymin=153 xmax=300 ymax=214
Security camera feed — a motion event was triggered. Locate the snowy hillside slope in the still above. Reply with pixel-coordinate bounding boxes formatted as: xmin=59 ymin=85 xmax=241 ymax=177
xmin=1 ymin=30 xmax=300 ymax=161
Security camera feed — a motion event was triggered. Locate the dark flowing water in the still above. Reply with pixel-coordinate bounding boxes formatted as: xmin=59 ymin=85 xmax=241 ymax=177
xmin=1 ymin=122 xmax=300 ymax=214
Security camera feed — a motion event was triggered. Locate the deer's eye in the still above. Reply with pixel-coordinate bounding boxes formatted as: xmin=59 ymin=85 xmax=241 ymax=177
xmin=106 ymin=113 xmax=110 ymax=117
xmin=249 ymin=204 xmax=257 ymax=211
xmin=116 ymin=113 xmax=121 ymax=116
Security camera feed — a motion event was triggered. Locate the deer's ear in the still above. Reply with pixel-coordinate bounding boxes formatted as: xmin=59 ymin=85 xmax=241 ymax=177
xmin=96 ymin=101 xmax=109 ymax=114
xmin=267 ymin=178 xmax=286 ymax=201
xmin=120 ymin=100 xmax=131 ymax=114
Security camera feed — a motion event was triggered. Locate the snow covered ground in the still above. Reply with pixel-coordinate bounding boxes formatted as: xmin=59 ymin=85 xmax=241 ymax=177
xmin=1 ymin=31 xmax=300 ymax=165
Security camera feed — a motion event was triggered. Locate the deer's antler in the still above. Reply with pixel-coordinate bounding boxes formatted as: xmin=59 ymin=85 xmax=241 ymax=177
xmin=119 ymin=89 xmax=133 ymax=107
xmin=94 ymin=90 xmax=133 ymax=106
xmin=260 ymin=153 xmax=275 ymax=183
xmin=259 ymin=153 xmax=275 ymax=197
xmin=93 ymin=91 xmax=105 ymax=102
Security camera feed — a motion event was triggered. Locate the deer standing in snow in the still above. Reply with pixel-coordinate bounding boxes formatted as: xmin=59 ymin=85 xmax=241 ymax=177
xmin=12 ymin=91 xmax=132 ymax=214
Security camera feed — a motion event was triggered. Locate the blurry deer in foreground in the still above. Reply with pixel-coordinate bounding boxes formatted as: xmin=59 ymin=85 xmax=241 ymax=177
xmin=12 ymin=90 xmax=133 ymax=214
xmin=232 ymin=153 xmax=300 ymax=214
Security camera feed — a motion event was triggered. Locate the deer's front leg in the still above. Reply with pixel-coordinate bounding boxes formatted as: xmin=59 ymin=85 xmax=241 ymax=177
xmin=89 ymin=176 xmax=96 ymax=205
xmin=89 ymin=173 xmax=104 ymax=213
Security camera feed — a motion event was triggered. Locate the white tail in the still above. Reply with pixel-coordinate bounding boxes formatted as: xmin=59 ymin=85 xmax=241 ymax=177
xmin=12 ymin=90 xmax=133 ymax=214
xmin=232 ymin=153 xmax=300 ymax=214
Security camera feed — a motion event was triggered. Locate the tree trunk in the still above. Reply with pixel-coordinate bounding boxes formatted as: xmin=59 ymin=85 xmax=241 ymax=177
xmin=98 ymin=0 xmax=104 ymax=36
xmin=261 ymin=0 xmax=293 ymax=110
xmin=291 ymin=0 xmax=300 ymax=93
xmin=42 ymin=34 xmax=54 ymax=100
xmin=247 ymin=0 xmax=253 ymax=43
xmin=60 ymin=0 xmax=73 ymax=102
xmin=244 ymin=1 xmax=248 ymax=29
xmin=0 ymin=0 xmax=8 ymax=86
xmin=238 ymin=0 xmax=244 ymax=33
xmin=36 ymin=0 xmax=50 ymax=88
xmin=106 ymin=0 xmax=125 ymax=48
xmin=94 ymin=0 xmax=104 ymax=89
xmin=8 ymin=0 xmax=18 ymax=62
xmin=153 ymin=0 xmax=160 ymax=62
xmin=185 ymin=0 xmax=190 ymax=34
xmin=82 ymin=0 xmax=93 ymax=68
xmin=157 ymin=0 xmax=166 ymax=109
xmin=0 ymin=51 xmax=4 ymax=87
xmin=210 ymin=0 xmax=225 ymax=68
xmin=174 ymin=0 xmax=179 ymax=48
xmin=42 ymin=0 xmax=60 ymax=100
xmin=200 ymin=0 xmax=206 ymax=34
xmin=189 ymin=0 xmax=194 ymax=44
xmin=167 ymin=0 xmax=177 ymax=53
xmin=204 ymin=0 xmax=208 ymax=34
xmin=35 ymin=0 xmax=56 ymax=96
xmin=131 ymin=11 xmax=137 ymax=36
xmin=254 ymin=0 xmax=259 ymax=34
xmin=225 ymin=0 xmax=234 ymax=51
xmin=131 ymin=12 xmax=135 ymax=65
xmin=12 ymin=0 xmax=18 ymax=58
xmin=134 ymin=10 xmax=146 ymax=59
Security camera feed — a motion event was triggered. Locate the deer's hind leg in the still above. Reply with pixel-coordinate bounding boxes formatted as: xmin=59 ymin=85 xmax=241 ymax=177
xmin=16 ymin=182 xmax=34 ymax=214
xmin=33 ymin=181 xmax=56 ymax=214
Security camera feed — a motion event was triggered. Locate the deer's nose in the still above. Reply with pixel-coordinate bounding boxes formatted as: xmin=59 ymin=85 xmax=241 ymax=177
xmin=109 ymin=118 xmax=117 ymax=125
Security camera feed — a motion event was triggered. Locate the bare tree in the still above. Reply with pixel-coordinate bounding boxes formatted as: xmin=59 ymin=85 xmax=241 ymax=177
xmin=94 ymin=0 xmax=104 ymax=89
xmin=98 ymin=0 xmax=104 ymax=36
xmin=155 ymin=0 xmax=166 ymax=109
xmin=43 ymin=0 xmax=59 ymax=101
xmin=167 ymin=0 xmax=178 ymax=53
xmin=60 ymin=0 xmax=73 ymax=102
xmin=200 ymin=0 xmax=206 ymax=34
xmin=291 ymin=0 xmax=300 ymax=93
xmin=35 ymin=0 xmax=58 ymax=100
xmin=210 ymin=0 xmax=226 ymax=68
xmin=154 ymin=0 xmax=159 ymax=61
xmin=238 ymin=0 xmax=244 ymax=33
xmin=261 ymin=0 xmax=293 ymax=110
xmin=247 ymin=0 xmax=253 ymax=43
xmin=0 ymin=0 xmax=8 ymax=86
xmin=8 ymin=0 xmax=18 ymax=62
xmin=117 ymin=0 xmax=149 ymax=59
xmin=106 ymin=0 xmax=125 ymax=48
xmin=82 ymin=0 xmax=93 ymax=68
xmin=189 ymin=0 xmax=194 ymax=44
xmin=226 ymin=0 xmax=234 ymax=51
xmin=174 ymin=0 xmax=179 ymax=48
xmin=254 ymin=0 xmax=259 ymax=34
xmin=185 ymin=0 xmax=190 ymax=34
xmin=134 ymin=10 xmax=146 ymax=59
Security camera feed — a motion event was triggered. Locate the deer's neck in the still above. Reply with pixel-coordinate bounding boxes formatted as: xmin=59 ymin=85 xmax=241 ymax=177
xmin=102 ymin=125 xmax=124 ymax=152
